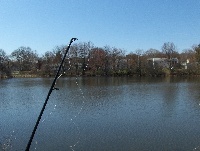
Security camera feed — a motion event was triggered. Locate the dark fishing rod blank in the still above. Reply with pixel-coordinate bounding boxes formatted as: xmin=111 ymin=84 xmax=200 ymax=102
xmin=25 ymin=38 xmax=78 ymax=151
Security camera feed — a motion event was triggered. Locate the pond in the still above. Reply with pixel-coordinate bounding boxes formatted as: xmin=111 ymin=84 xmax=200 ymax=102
xmin=0 ymin=77 xmax=200 ymax=151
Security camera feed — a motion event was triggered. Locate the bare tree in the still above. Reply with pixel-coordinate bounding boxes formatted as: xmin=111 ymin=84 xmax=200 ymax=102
xmin=103 ymin=45 xmax=112 ymax=75
xmin=0 ymin=49 xmax=10 ymax=77
xmin=89 ymin=47 xmax=106 ymax=75
xmin=194 ymin=44 xmax=200 ymax=63
xmin=180 ymin=49 xmax=195 ymax=63
xmin=135 ymin=49 xmax=144 ymax=76
xmin=162 ymin=42 xmax=176 ymax=59
xmin=69 ymin=44 xmax=79 ymax=75
xmin=78 ymin=42 xmax=93 ymax=75
xmin=11 ymin=46 xmax=38 ymax=71
xmin=126 ymin=52 xmax=138 ymax=75
xmin=110 ymin=47 xmax=123 ymax=74
xmin=145 ymin=48 xmax=163 ymax=58
xmin=42 ymin=51 xmax=55 ymax=76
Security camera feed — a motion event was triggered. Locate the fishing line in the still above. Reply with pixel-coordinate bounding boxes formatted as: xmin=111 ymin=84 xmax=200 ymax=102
xmin=34 ymin=140 xmax=38 ymax=150
xmin=34 ymin=54 xmax=86 ymax=150
xmin=41 ymin=105 xmax=57 ymax=123
xmin=67 ymin=49 xmax=91 ymax=150
xmin=69 ymin=76 xmax=86 ymax=151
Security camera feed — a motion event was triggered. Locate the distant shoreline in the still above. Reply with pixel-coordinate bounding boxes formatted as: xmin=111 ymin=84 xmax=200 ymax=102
xmin=1 ymin=73 xmax=200 ymax=79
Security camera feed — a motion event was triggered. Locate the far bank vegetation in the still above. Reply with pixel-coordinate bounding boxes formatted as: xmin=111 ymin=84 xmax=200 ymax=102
xmin=1 ymin=42 xmax=200 ymax=78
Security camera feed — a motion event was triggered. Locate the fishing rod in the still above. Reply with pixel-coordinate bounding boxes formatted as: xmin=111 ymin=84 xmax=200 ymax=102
xmin=25 ymin=38 xmax=78 ymax=151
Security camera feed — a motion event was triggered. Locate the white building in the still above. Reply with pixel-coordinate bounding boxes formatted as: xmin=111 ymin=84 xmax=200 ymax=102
xmin=147 ymin=58 xmax=178 ymax=69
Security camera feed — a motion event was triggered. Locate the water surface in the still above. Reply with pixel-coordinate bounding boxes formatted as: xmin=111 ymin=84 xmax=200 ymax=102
xmin=0 ymin=77 xmax=200 ymax=151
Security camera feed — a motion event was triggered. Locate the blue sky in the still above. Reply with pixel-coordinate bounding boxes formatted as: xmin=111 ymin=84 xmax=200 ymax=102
xmin=0 ymin=0 xmax=200 ymax=55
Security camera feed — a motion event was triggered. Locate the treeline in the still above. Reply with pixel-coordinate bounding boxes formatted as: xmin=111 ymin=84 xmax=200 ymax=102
xmin=0 ymin=42 xmax=200 ymax=78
